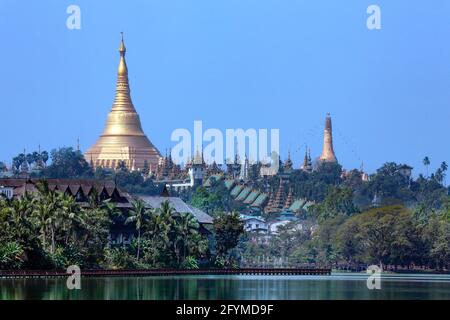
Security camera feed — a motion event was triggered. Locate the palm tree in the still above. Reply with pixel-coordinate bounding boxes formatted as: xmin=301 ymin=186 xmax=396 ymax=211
xmin=441 ymin=162 xmax=448 ymax=186
xmin=102 ymin=200 xmax=121 ymax=220
xmin=423 ymin=157 xmax=431 ymax=177
xmin=142 ymin=203 xmax=172 ymax=266
xmin=41 ymin=151 xmax=49 ymax=167
xmin=174 ymin=212 xmax=200 ymax=264
xmin=125 ymin=199 xmax=149 ymax=260
xmin=9 ymin=193 xmax=34 ymax=241
xmin=59 ymin=193 xmax=83 ymax=243
xmin=32 ymin=180 xmax=62 ymax=254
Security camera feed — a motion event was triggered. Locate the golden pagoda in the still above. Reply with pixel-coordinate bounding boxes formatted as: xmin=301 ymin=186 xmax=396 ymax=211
xmin=319 ymin=113 xmax=338 ymax=163
xmin=85 ymin=34 xmax=161 ymax=171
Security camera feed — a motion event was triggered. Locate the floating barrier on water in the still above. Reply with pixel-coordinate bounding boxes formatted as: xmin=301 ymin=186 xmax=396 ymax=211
xmin=0 ymin=268 xmax=331 ymax=279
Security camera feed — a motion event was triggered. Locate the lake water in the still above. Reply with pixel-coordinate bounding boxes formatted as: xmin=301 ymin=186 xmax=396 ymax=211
xmin=1 ymin=273 xmax=449 ymax=300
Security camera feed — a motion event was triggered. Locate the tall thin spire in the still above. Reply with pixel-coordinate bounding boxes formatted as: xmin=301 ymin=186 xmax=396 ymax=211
xmin=112 ymin=32 xmax=135 ymax=112
xmin=301 ymin=146 xmax=312 ymax=172
xmin=302 ymin=147 xmax=309 ymax=168
xmin=319 ymin=113 xmax=337 ymax=163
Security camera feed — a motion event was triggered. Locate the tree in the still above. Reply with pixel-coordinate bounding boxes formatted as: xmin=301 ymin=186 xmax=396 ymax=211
xmin=190 ymin=186 xmax=227 ymax=215
xmin=422 ymin=214 xmax=450 ymax=269
xmin=41 ymin=151 xmax=49 ymax=166
xmin=41 ymin=147 xmax=93 ymax=178
xmin=313 ymin=186 xmax=359 ymax=221
xmin=12 ymin=153 xmax=26 ymax=172
xmin=26 ymin=153 xmax=34 ymax=168
xmin=213 ymin=211 xmax=244 ymax=261
xmin=173 ymin=212 xmax=202 ymax=264
xmin=125 ymin=199 xmax=149 ymax=260
xmin=337 ymin=205 xmax=420 ymax=268
xmin=314 ymin=216 xmax=347 ymax=266
xmin=142 ymin=201 xmax=172 ymax=266
xmin=142 ymin=160 xmax=150 ymax=176
xmin=116 ymin=160 xmax=128 ymax=172
xmin=440 ymin=161 xmax=448 ymax=186
xmin=423 ymin=157 xmax=431 ymax=177
xmin=0 ymin=242 xmax=24 ymax=269
xmin=0 ymin=161 xmax=7 ymax=172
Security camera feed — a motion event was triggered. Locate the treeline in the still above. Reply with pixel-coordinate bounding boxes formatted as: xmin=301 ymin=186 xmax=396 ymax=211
xmin=242 ymin=205 xmax=450 ymax=270
xmin=0 ymin=181 xmax=244 ymax=270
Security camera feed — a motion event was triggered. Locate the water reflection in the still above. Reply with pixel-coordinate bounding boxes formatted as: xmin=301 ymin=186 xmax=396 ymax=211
xmin=1 ymin=274 xmax=449 ymax=300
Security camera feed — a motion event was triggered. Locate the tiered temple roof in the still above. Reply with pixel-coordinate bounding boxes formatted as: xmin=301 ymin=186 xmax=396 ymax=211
xmin=284 ymin=151 xmax=293 ymax=172
xmin=0 ymin=178 xmax=133 ymax=207
xmin=284 ymin=187 xmax=294 ymax=209
xmin=265 ymin=179 xmax=285 ymax=214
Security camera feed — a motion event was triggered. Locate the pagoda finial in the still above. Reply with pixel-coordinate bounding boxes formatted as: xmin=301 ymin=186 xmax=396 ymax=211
xmin=119 ymin=32 xmax=126 ymax=55
xmin=117 ymin=32 xmax=128 ymax=77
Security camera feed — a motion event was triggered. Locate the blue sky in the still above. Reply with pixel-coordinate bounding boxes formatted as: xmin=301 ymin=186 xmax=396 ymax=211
xmin=0 ymin=0 xmax=449 ymax=174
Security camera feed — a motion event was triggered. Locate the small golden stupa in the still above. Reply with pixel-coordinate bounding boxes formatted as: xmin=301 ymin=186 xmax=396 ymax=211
xmin=85 ymin=34 xmax=161 ymax=171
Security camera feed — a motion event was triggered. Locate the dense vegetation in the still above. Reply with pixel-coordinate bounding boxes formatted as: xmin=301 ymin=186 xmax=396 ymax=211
xmin=0 ymin=180 xmax=244 ymax=270
xmin=241 ymin=205 xmax=449 ymax=270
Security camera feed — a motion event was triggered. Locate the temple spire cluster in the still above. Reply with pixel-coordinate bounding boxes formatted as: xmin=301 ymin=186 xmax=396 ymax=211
xmin=85 ymin=34 xmax=161 ymax=171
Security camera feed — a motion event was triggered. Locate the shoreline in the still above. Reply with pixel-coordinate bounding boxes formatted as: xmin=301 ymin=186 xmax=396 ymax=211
xmin=0 ymin=267 xmax=331 ymax=279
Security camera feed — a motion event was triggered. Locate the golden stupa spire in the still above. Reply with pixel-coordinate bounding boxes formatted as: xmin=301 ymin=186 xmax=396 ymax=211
xmin=85 ymin=33 xmax=161 ymax=171
xmin=112 ymin=32 xmax=135 ymax=112
xmin=319 ymin=113 xmax=338 ymax=163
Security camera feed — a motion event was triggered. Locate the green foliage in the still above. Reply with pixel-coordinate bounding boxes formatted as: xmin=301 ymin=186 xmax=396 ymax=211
xmin=190 ymin=185 xmax=229 ymax=216
xmin=331 ymin=205 xmax=449 ymax=269
xmin=0 ymin=242 xmax=24 ymax=269
xmin=96 ymin=167 xmax=159 ymax=195
xmin=239 ymin=204 xmax=450 ymax=270
xmin=181 ymin=256 xmax=199 ymax=269
xmin=213 ymin=211 xmax=244 ymax=264
xmin=40 ymin=147 xmax=93 ymax=178
xmin=313 ymin=186 xmax=359 ymax=221
xmin=289 ymin=162 xmax=343 ymax=202
xmin=104 ymin=247 xmax=138 ymax=269
xmin=120 ymin=201 xmax=209 ymax=269
xmin=0 ymin=186 xmax=211 ymax=270
xmin=125 ymin=199 xmax=150 ymax=260
xmin=0 ymin=180 xmax=110 ymax=269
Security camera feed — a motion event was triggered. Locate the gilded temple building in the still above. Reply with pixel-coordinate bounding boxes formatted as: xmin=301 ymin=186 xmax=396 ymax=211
xmin=85 ymin=34 xmax=161 ymax=171
xmin=319 ymin=113 xmax=338 ymax=163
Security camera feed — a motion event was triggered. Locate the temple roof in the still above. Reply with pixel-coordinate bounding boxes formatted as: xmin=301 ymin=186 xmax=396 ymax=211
xmin=243 ymin=190 xmax=260 ymax=204
xmin=139 ymin=196 xmax=213 ymax=224
xmin=251 ymin=193 xmax=268 ymax=207
xmin=235 ymin=187 xmax=252 ymax=201
xmin=230 ymin=185 xmax=244 ymax=197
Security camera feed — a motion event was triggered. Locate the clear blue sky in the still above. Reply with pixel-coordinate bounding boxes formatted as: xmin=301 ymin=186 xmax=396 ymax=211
xmin=1 ymin=0 xmax=449 ymax=174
